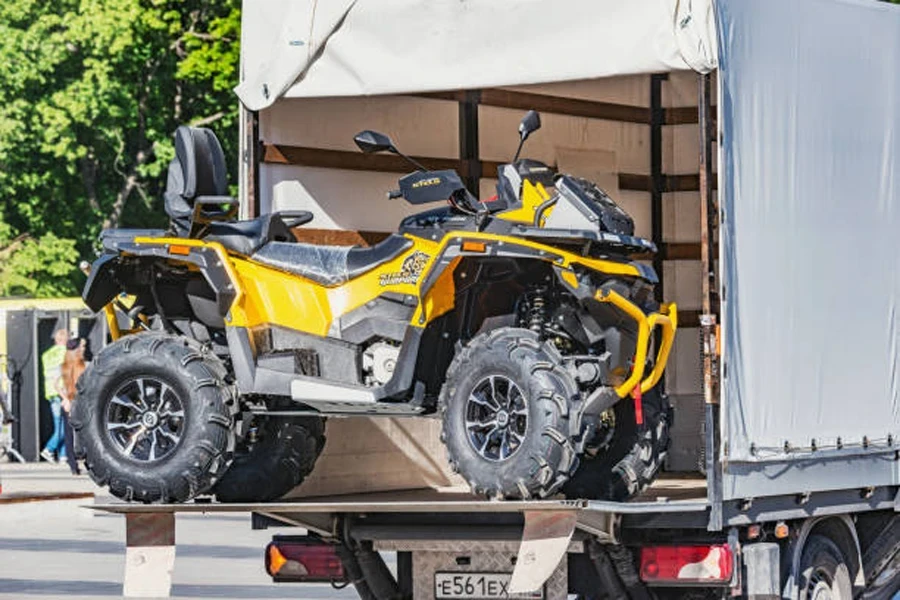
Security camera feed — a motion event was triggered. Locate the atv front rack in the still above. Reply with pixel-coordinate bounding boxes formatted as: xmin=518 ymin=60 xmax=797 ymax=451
xmin=595 ymin=289 xmax=677 ymax=399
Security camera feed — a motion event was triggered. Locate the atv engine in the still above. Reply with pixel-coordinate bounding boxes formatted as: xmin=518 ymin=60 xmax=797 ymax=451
xmin=362 ymin=341 xmax=400 ymax=386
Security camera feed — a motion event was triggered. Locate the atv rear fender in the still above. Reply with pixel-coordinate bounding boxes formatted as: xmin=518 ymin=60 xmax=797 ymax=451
xmin=82 ymin=253 xmax=121 ymax=313
xmin=83 ymin=238 xmax=238 ymax=317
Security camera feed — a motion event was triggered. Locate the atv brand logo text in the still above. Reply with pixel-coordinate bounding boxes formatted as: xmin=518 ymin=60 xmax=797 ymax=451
xmin=379 ymin=251 xmax=430 ymax=286
xmin=411 ymin=177 xmax=440 ymax=188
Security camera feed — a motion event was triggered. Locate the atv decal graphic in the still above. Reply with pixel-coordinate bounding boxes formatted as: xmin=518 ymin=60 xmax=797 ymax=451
xmin=379 ymin=251 xmax=430 ymax=286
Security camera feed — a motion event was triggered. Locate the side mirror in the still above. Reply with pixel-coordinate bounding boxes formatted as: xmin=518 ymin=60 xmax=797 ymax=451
xmin=518 ymin=110 xmax=541 ymax=142
xmin=354 ymin=130 xmax=395 ymax=154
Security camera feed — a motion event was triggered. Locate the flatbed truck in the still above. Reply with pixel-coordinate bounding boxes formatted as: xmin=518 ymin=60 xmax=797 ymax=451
xmin=95 ymin=474 xmax=900 ymax=599
xmin=90 ymin=1 xmax=900 ymax=598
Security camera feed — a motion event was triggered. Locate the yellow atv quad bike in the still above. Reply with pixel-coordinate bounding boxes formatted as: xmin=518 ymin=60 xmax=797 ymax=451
xmin=73 ymin=110 xmax=677 ymax=504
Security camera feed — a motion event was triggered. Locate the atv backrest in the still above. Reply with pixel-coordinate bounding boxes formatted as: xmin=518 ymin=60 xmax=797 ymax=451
xmin=164 ymin=126 xmax=232 ymax=236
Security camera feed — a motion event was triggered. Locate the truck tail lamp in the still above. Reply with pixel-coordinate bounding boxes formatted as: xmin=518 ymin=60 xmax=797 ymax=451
xmin=640 ymin=544 xmax=734 ymax=584
xmin=265 ymin=536 xmax=346 ymax=583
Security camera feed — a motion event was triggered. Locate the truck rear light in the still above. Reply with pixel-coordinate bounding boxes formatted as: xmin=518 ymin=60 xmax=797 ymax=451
xmin=265 ymin=536 xmax=346 ymax=583
xmin=640 ymin=544 xmax=734 ymax=584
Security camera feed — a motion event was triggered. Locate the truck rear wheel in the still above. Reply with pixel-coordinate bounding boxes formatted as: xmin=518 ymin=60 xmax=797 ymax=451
xmin=72 ymin=333 xmax=234 ymax=503
xmin=213 ymin=415 xmax=326 ymax=503
xmin=561 ymin=386 xmax=671 ymax=501
xmin=440 ymin=328 xmax=578 ymax=499
xmin=799 ymin=535 xmax=854 ymax=600
xmin=860 ymin=516 xmax=900 ymax=599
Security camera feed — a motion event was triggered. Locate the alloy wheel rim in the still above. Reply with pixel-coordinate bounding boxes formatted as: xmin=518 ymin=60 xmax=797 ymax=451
xmin=464 ymin=375 xmax=528 ymax=462
xmin=807 ymin=568 xmax=834 ymax=600
xmin=105 ymin=377 xmax=185 ymax=463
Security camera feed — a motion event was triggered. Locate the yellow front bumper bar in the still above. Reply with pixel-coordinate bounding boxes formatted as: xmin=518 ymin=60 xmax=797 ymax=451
xmin=594 ymin=289 xmax=678 ymax=398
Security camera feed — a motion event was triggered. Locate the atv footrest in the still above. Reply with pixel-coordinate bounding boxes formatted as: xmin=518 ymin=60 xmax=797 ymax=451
xmin=257 ymin=350 xmax=321 ymax=377
xmin=290 ymin=378 xmax=426 ymax=416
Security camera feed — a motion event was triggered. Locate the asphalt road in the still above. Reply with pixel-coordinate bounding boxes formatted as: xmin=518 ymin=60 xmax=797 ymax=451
xmin=0 ymin=462 xmax=363 ymax=600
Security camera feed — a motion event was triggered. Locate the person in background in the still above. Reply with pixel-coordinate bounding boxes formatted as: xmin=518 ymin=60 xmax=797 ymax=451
xmin=59 ymin=338 xmax=85 ymax=476
xmin=0 ymin=385 xmax=13 ymax=424
xmin=39 ymin=329 xmax=68 ymax=463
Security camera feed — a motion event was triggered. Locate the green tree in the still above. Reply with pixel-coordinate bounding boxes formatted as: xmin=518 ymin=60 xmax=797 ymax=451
xmin=0 ymin=0 xmax=240 ymax=298
xmin=0 ymin=223 xmax=79 ymax=298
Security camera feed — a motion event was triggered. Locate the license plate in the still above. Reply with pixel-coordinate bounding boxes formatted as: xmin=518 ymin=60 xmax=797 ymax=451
xmin=434 ymin=572 xmax=543 ymax=599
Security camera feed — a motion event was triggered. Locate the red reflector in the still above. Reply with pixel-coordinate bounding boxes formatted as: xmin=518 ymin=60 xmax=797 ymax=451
xmin=633 ymin=385 xmax=644 ymax=425
xmin=640 ymin=545 xmax=733 ymax=584
xmin=265 ymin=538 xmax=346 ymax=583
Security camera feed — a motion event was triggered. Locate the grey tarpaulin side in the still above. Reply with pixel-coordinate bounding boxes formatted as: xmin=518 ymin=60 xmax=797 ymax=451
xmin=717 ymin=0 xmax=900 ymax=498
xmin=236 ymin=0 xmax=717 ymax=109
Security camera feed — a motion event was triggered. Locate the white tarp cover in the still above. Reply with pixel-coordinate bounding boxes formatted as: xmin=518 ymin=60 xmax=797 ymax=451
xmin=237 ymin=0 xmax=716 ymax=109
xmin=718 ymin=0 xmax=900 ymax=464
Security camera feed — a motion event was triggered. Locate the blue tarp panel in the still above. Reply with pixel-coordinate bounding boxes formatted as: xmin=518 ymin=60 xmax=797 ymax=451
xmin=717 ymin=0 xmax=900 ymax=497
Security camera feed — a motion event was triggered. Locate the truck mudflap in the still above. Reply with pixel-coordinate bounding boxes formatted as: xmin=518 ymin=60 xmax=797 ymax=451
xmin=508 ymin=511 xmax=578 ymax=594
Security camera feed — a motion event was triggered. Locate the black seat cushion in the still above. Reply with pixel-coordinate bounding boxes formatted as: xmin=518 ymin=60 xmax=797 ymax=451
xmin=205 ymin=214 xmax=299 ymax=256
xmin=251 ymin=235 xmax=413 ymax=286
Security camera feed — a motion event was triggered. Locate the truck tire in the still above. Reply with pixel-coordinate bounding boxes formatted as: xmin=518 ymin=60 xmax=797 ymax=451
xmin=440 ymin=328 xmax=578 ymax=499
xmin=859 ymin=516 xmax=900 ymax=600
xmin=71 ymin=333 xmax=234 ymax=503
xmin=561 ymin=386 xmax=671 ymax=501
xmin=213 ymin=416 xmax=325 ymax=503
xmin=798 ymin=535 xmax=854 ymax=600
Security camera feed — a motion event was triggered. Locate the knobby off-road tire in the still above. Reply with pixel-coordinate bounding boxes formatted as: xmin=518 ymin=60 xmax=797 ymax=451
xmin=213 ymin=416 xmax=326 ymax=503
xmin=71 ymin=333 xmax=235 ymax=503
xmin=561 ymin=386 xmax=671 ymax=501
xmin=440 ymin=328 xmax=578 ymax=499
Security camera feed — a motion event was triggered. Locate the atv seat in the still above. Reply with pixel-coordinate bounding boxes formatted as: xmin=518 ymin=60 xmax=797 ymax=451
xmin=251 ymin=234 xmax=413 ymax=286
xmin=203 ymin=213 xmax=309 ymax=256
xmin=163 ymin=125 xmax=312 ymax=255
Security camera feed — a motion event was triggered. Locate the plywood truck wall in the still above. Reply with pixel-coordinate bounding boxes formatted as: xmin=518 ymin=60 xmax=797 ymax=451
xmin=253 ymin=72 xmax=711 ymax=495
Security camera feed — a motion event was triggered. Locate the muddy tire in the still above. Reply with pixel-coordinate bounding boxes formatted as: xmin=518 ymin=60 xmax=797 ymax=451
xmin=213 ymin=416 xmax=326 ymax=503
xmin=562 ymin=386 xmax=671 ymax=501
xmin=440 ymin=328 xmax=578 ymax=499
xmin=71 ymin=333 xmax=235 ymax=503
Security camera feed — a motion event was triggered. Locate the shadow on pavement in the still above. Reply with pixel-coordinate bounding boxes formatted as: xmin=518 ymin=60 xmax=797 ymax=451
xmin=0 ymin=578 xmax=120 ymax=595
xmin=0 ymin=537 xmax=262 ymax=560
